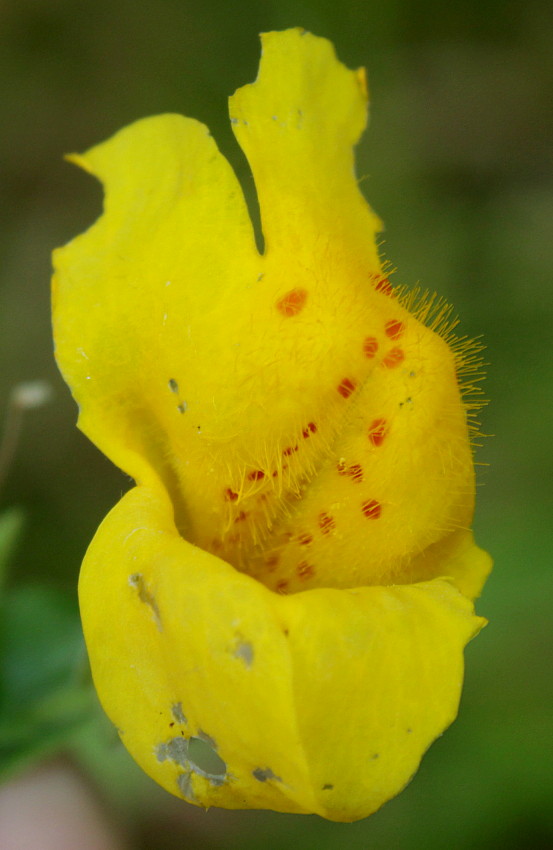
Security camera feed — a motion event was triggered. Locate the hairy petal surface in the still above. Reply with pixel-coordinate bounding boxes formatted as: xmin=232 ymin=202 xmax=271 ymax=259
xmin=79 ymin=482 xmax=485 ymax=821
xmin=53 ymin=30 xmax=489 ymax=593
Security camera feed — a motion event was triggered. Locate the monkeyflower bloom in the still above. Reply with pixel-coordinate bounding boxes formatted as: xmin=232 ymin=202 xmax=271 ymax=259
xmin=52 ymin=29 xmax=491 ymax=822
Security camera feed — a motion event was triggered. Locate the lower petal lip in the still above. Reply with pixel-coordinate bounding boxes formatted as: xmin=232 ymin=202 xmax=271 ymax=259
xmin=79 ymin=480 xmax=486 ymax=821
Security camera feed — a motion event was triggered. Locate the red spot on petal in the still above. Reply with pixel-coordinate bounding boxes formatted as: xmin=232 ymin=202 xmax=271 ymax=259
xmin=276 ymin=288 xmax=308 ymax=317
xmin=385 ymin=319 xmax=405 ymax=340
xmin=302 ymin=422 xmax=318 ymax=438
xmin=362 ymin=499 xmax=382 ymax=519
xmin=211 ymin=538 xmax=223 ymax=551
xmin=265 ymin=554 xmax=280 ymax=571
xmin=248 ymin=469 xmax=265 ymax=481
xmin=297 ymin=533 xmax=313 ymax=545
xmin=363 ymin=336 xmax=379 ymax=358
xmin=297 ymin=561 xmax=315 ymax=580
xmin=276 ymin=579 xmax=289 ymax=594
xmin=348 ymin=463 xmax=364 ymax=482
xmin=234 ymin=510 xmax=248 ymax=523
xmin=337 ymin=462 xmax=364 ymax=482
xmin=337 ymin=378 xmax=357 ymax=399
xmin=225 ymin=488 xmax=239 ymax=502
xmin=382 ymin=347 xmax=405 ymax=369
xmin=373 ymin=275 xmax=394 ymax=296
xmin=368 ymin=418 xmax=389 ymax=447
xmin=283 ymin=445 xmax=299 ymax=456
xmin=318 ymin=512 xmax=336 ymax=534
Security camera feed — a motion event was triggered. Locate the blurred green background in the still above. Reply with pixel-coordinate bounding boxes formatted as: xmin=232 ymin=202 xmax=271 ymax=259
xmin=1 ymin=0 xmax=552 ymax=847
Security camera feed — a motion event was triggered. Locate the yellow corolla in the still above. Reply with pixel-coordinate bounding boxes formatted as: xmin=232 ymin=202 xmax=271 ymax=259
xmin=52 ymin=29 xmax=492 ymax=822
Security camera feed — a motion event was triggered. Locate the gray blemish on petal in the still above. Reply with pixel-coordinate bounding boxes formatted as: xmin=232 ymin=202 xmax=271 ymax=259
xmin=197 ymin=730 xmax=217 ymax=749
xmin=188 ymin=736 xmax=226 ymax=780
xmin=234 ymin=640 xmax=254 ymax=667
xmin=252 ymin=767 xmax=281 ymax=783
xmin=156 ymin=736 xmax=189 ymax=767
xmin=177 ymin=772 xmax=196 ymax=801
xmin=371 ymin=753 xmax=380 ymax=760
xmin=191 ymin=765 xmax=226 ymax=786
xmin=128 ymin=573 xmax=162 ymax=631
xmin=168 ymin=378 xmax=179 ymax=393
xmin=171 ymin=702 xmax=187 ymax=725
xmin=177 ymin=401 xmax=187 ymax=413
xmin=322 ymin=783 xmax=334 ymax=790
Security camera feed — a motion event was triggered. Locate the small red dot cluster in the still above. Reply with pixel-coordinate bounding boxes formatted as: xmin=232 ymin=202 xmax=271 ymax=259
xmin=363 ymin=336 xmax=379 ymax=358
xmin=385 ymin=319 xmax=405 ymax=340
xmin=337 ymin=461 xmax=364 ymax=482
xmin=368 ymin=418 xmax=389 ymax=447
xmin=318 ymin=512 xmax=336 ymax=534
xmin=297 ymin=561 xmax=315 ymax=580
xmin=382 ymin=347 xmax=405 ymax=369
xmin=362 ymin=499 xmax=382 ymax=519
xmin=276 ymin=288 xmax=308 ymax=317
xmin=337 ymin=378 xmax=357 ymax=398
xmin=369 ymin=273 xmax=394 ymax=296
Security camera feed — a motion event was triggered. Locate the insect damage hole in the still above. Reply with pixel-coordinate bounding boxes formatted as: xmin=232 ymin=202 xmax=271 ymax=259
xmin=188 ymin=736 xmax=226 ymax=780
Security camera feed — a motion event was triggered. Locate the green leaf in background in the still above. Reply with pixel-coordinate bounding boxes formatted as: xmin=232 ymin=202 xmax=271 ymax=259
xmin=0 ymin=583 xmax=95 ymax=781
xmin=0 ymin=508 xmax=25 ymax=594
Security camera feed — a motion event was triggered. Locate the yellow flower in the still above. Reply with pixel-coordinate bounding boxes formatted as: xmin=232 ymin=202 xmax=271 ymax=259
xmin=52 ymin=29 xmax=492 ymax=822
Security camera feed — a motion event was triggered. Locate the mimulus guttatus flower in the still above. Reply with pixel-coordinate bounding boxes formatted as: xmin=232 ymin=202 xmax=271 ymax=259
xmin=52 ymin=29 xmax=492 ymax=822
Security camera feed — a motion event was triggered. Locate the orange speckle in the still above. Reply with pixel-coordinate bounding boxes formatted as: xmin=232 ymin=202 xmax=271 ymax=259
xmin=385 ymin=319 xmax=405 ymax=340
xmin=370 ymin=273 xmax=394 ymax=296
xmin=234 ymin=510 xmax=248 ymax=523
xmin=362 ymin=499 xmax=382 ymax=519
xmin=297 ymin=562 xmax=315 ymax=580
xmin=337 ymin=462 xmax=364 ymax=482
xmin=276 ymin=288 xmax=308 ymax=317
xmin=265 ymin=554 xmax=280 ymax=571
xmin=348 ymin=463 xmax=364 ymax=482
xmin=283 ymin=445 xmax=299 ymax=456
xmin=225 ymin=488 xmax=239 ymax=502
xmin=248 ymin=469 xmax=265 ymax=481
xmin=368 ymin=418 xmax=389 ymax=447
xmin=302 ymin=422 xmax=318 ymax=438
xmin=276 ymin=579 xmax=289 ymax=594
xmin=298 ymin=533 xmax=313 ymax=545
xmin=382 ymin=347 xmax=405 ymax=369
xmin=318 ymin=512 xmax=336 ymax=534
xmin=363 ymin=336 xmax=379 ymax=358
xmin=337 ymin=378 xmax=357 ymax=399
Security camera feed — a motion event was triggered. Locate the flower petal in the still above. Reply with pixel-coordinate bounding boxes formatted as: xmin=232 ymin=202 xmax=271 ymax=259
xmin=230 ymin=29 xmax=382 ymax=263
xmin=52 ymin=112 xmax=261 ymax=503
xmin=80 ymin=481 xmax=485 ymax=821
